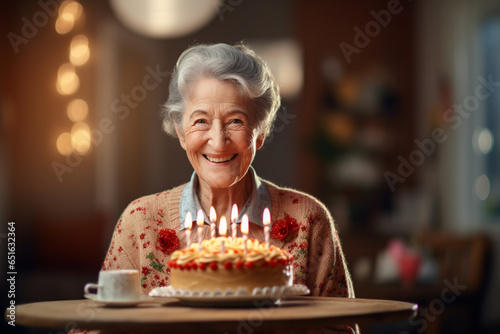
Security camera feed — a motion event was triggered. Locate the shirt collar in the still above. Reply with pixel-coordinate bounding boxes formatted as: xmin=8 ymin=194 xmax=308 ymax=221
xmin=179 ymin=167 xmax=271 ymax=230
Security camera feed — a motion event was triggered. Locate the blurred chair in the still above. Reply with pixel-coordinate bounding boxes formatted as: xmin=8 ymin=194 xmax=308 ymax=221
xmin=417 ymin=232 xmax=492 ymax=334
xmin=343 ymin=231 xmax=492 ymax=334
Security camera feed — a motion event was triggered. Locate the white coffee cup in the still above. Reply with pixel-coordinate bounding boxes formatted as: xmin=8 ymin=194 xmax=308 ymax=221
xmin=84 ymin=269 xmax=141 ymax=302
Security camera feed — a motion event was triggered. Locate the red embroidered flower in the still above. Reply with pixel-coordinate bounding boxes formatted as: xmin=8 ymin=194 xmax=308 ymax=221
xmin=271 ymin=220 xmax=288 ymax=240
xmin=288 ymin=242 xmax=298 ymax=252
xmin=142 ymin=266 xmax=149 ymax=276
xmin=307 ymin=212 xmax=321 ymax=224
xmin=271 ymin=215 xmax=299 ymax=240
xmin=285 ymin=216 xmax=299 ymax=233
xmin=156 ymin=228 xmax=179 ymax=253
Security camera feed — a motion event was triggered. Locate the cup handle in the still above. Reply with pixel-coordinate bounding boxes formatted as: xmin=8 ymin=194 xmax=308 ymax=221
xmin=84 ymin=283 xmax=99 ymax=298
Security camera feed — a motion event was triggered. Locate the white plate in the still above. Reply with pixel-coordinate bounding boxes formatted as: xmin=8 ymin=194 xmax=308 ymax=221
xmin=149 ymin=285 xmax=310 ymax=307
xmin=84 ymin=294 xmax=154 ymax=307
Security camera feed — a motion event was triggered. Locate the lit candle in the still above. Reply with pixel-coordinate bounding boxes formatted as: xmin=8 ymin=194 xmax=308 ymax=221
xmin=185 ymin=212 xmax=192 ymax=247
xmin=231 ymin=203 xmax=238 ymax=239
xmin=219 ymin=216 xmax=227 ymax=254
xmin=210 ymin=206 xmax=216 ymax=239
xmin=263 ymin=208 xmax=270 ymax=249
xmin=197 ymin=209 xmax=204 ymax=252
xmin=241 ymin=214 xmax=249 ymax=254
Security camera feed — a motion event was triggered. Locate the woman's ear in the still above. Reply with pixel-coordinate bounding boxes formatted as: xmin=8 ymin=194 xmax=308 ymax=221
xmin=256 ymin=132 xmax=266 ymax=150
xmin=175 ymin=123 xmax=187 ymax=150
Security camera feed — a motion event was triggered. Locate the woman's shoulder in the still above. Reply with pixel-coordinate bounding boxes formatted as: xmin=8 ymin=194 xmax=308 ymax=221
xmin=261 ymin=179 xmax=335 ymax=230
xmin=117 ymin=184 xmax=186 ymax=229
xmin=123 ymin=184 xmax=186 ymax=210
xmin=262 ymin=179 xmax=329 ymax=213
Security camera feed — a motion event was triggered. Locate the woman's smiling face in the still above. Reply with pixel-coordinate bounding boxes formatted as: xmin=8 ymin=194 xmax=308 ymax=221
xmin=176 ymin=77 xmax=264 ymax=190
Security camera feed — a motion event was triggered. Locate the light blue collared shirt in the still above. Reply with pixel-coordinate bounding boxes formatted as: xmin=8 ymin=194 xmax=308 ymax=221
xmin=179 ymin=167 xmax=271 ymax=230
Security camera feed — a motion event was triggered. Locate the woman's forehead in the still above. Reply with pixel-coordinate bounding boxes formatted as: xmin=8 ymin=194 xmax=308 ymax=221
xmin=185 ymin=78 xmax=251 ymax=111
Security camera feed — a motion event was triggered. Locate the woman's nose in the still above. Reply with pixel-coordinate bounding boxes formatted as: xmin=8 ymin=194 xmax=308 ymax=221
xmin=209 ymin=122 xmax=229 ymax=149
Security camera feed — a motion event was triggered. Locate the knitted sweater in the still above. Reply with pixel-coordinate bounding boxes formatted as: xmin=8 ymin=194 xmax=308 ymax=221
xmin=102 ymin=179 xmax=355 ymax=298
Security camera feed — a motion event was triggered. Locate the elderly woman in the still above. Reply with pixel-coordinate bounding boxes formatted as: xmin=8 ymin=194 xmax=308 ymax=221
xmin=102 ymin=43 xmax=354 ymax=301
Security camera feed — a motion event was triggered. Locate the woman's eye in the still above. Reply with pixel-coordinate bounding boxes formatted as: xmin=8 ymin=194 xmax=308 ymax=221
xmin=231 ymin=119 xmax=243 ymax=124
xmin=194 ymin=119 xmax=207 ymax=125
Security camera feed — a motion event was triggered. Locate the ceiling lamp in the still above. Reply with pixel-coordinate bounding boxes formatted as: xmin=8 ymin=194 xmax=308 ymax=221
xmin=109 ymin=0 xmax=222 ymax=38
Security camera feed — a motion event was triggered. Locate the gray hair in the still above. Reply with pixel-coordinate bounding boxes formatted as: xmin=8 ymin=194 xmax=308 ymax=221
xmin=161 ymin=43 xmax=281 ymax=139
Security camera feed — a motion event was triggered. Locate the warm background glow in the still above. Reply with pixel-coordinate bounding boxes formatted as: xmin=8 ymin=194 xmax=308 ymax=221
xmin=3 ymin=2 xmax=500 ymax=332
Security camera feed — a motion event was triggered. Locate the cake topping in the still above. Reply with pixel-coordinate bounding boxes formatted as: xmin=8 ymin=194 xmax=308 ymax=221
xmin=169 ymin=237 xmax=291 ymax=268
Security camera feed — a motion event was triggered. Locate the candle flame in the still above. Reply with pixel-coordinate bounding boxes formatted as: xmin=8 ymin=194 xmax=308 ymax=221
xmin=197 ymin=209 xmax=204 ymax=227
xmin=263 ymin=208 xmax=270 ymax=226
xmin=231 ymin=203 xmax=238 ymax=222
xmin=219 ymin=216 xmax=227 ymax=236
xmin=210 ymin=206 xmax=216 ymax=222
xmin=185 ymin=212 xmax=192 ymax=230
xmin=241 ymin=214 xmax=249 ymax=234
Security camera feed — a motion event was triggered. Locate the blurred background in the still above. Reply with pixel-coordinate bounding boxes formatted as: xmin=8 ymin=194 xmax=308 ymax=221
xmin=1 ymin=0 xmax=500 ymax=333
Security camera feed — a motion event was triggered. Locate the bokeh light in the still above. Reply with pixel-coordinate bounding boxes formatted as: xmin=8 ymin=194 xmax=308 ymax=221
xmin=56 ymin=132 xmax=73 ymax=156
xmin=55 ymin=1 xmax=83 ymax=35
xmin=56 ymin=63 xmax=80 ymax=95
xmin=55 ymin=14 xmax=74 ymax=34
xmin=67 ymin=99 xmax=88 ymax=122
xmin=477 ymin=128 xmax=494 ymax=154
xmin=71 ymin=122 xmax=91 ymax=155
xmin=475 ymin=174 xmax=491 ymax=201
xmin=70 ymin=34 xmax=90 ymax=66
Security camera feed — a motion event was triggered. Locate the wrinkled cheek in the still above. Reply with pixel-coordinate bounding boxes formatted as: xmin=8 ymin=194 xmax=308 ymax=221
xmin=185 ymin=148 xmax=201 ymax=165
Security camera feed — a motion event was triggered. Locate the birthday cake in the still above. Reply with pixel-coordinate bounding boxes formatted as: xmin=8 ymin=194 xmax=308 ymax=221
xmin=168 ymin=237 xmax=293 ymax=293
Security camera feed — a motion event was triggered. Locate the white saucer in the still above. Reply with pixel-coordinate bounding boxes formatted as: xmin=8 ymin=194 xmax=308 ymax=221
xmin=84 ymin=294 xmax=154 ymax=307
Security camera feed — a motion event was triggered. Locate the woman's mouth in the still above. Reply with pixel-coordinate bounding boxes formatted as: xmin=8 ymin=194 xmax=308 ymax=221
xmin=204 ymin=154 xmax=237 ymax=163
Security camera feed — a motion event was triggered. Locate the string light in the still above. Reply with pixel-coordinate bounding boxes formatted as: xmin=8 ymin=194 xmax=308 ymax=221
xmin=55 ymin=1 xmax=90 ymax=157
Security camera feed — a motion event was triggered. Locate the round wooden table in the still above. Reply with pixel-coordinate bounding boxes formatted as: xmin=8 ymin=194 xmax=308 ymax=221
xmin=10 ymin=296 xmax=417 ymax=333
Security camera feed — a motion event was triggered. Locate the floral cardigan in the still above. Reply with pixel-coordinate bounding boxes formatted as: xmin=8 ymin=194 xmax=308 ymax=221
xmin=71 ymin=179 xmax=357 ymax=334
xmin=102 ymin=179 xmax=355 ymax=299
